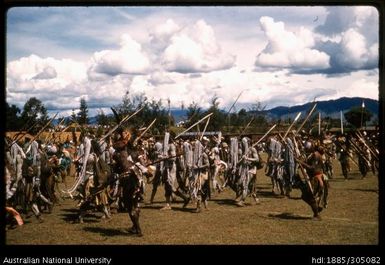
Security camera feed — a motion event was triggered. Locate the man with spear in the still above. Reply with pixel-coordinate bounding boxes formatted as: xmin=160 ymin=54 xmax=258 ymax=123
xmin=106 ymin=107 xmax=147 ymax=236
xmin=289 ymin=105 xmax=328 ymax=218
xmin=187 ymin=136 xmax=211 ymax=212
xmin=234 ymin=136 xmax=260 ymax=207
xmin=173 ymin=113 xmax=213 ymax=212
xmin=159 ymin=131 xmax=190 ymax=211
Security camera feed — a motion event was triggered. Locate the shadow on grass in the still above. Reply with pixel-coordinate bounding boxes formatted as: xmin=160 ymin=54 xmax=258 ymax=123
xmin=61 ymin=208 xmax=79 ymax=213
xmin=209 ymin=198 xmax=260 ymax=207
xmin=171 ymin=207 xmax=198 ymax=213
xmin=60 ymin=212 xmax=100 ymax=223
xmin=328 ymin=178 xmax=349 ymax=182
xmin=209 ymin=198 xmax=235 ymax=206
xmin=268 ymin=212 xmax=312 ymax=220
xmin=142 ymin=205 xmax=166 ymax=210
xmin=288 ymin=196 xmax=302 ymax=200
xmin=60 ymin=212 xmax=79 ymax=222
xmin=83 ymin=227 xmax=128 ymax=236
xmin=258 ymin=190 xmax=285 ymax=198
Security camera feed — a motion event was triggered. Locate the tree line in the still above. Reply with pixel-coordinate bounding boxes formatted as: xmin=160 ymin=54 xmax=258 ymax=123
xmin=6 ymin=90 xmax=374 ymax=135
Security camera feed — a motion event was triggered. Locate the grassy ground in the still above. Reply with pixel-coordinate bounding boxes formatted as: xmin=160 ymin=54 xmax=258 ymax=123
xmin=6 ymin=157 xmax=379 ymax=245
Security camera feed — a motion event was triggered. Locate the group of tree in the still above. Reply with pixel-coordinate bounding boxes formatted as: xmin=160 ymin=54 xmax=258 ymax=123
xmin=6 ymin=97 xmax=49 ymax=134
xmin=184 ymin=97 xmax=269 ymax=134
xmin=344 ymin=106 xmax=373 ymax=129
xmin=112 ymin=90 xmax=170 ymax=135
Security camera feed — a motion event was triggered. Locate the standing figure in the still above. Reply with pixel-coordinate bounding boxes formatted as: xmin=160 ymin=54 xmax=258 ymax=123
xmin=10 ymin=139 xmax=26 ymax=186
xmin=209 ymin=139 xmax=227 ymax=194
xmin=283 ymin=135 xmax=296 ymax=197
xmin=148 ymin=136 xmax=163 ymax=204
xmin=227 ymin=137 xmax=239 ymax=191
xmin=295 ymin=143 xmax=327 ymax=218
xmin=336 ymin=136 xmax=349 ymax=180
xmin=234 ymin=137 xmax=258 ymax=206
xmin=267 ymin=136 xmax=284 ymax=194
xmin=112 ymin=128 xmax=144 ymax=236
xmin=182 ymin=139 xmax=193 ymax=192
xmin=219 ymin=141 xmax=230 ymax=190
xmin=189 ymin=137 xmax=210 ymax=212
xmin=160 ymin=132 xmax=190 ymax=210
xmin=247 ymin=139 xmax=261 ymax=204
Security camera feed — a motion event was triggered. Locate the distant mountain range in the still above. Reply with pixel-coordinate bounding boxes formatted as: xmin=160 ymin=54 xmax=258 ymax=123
xmin=256 ymin=97 xmax=379 ymax=120
xmin=55 ymin=97 xmax=379 ymax=125
xmin=172 ymin=97 xmax=379 ymax=122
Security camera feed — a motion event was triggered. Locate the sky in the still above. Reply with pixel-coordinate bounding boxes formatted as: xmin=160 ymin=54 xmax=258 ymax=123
xmin=6 ymin=6 xmax=379 ymax=117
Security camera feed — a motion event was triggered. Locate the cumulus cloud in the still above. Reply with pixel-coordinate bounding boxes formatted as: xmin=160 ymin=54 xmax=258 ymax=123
xmin=6 ymin=8 xmax=379 ymax=115
xmin=160 ymin=20 xmax=236 ymax=73
xmin=7 ymin=54 xmax=88 ymax=108
xmin=86 ymin=75 xmax=136 ymax=108
xmin=337 ymin=28 xmax=377 ymax=69
xmin=88 ymin=34 xmax=151 ymax=78
xmin=316 ymin=6 xmax=378 ymax=41
xmin=149 ymin=19 xmax=181 ymax=52
xmin=255 ymin=7 xmax=379 ymax=75
xmin=7 ymin=54 xmax=85 ymax=82
xmin=7 ymin=54 xmax=87 ymax=90
xmin=315 ymin=6 xmax=378 ymax=74
xmin=316 ymin=7 xmax=356 ymax=36
xmin=148 ymin=71 xmax=175 ymax=85
xmin=33 ymin=66 xmax=57 ymax=79
xmin=255 ymin=16 xmax=330 ymax=71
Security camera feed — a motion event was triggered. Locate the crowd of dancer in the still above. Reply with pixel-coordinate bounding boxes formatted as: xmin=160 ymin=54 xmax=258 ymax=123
xmin=5 ymin=117 xmax=379 ymax=237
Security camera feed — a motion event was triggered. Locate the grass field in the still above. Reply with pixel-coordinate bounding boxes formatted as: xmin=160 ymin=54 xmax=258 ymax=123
xmin=6 ymin=157 xmax=379 ymax=245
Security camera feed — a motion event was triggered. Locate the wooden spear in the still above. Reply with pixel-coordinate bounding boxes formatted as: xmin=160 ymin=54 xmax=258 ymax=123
xmin=175 ymin=112 xmax=213 ymax=139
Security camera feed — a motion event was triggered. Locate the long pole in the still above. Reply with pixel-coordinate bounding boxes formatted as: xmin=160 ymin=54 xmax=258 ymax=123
xmin=47 ymin=123 xmax=73 ymax=145
xmin=226 ymin=90 xmax=244 ymax=117
xmin=318 ymin=112 xmax=321 ymax=136
xmin=283 ymin=112 xmax=301 ymax=139
xmin=199 ymin=117 xmax=211 ymax=141
xmin=226 ymin=90 xmax=245 ymax=132
xmin=24 ymin=113 xmax=58 ymax=149
xmin=340 ymin=111 xmax=344 ymax=134
xmin=44 ymin=117 xmax=66 ymax=143
xmin=168 ymin=98 xmax=171 ymax=128
xmin=11 ymin=118 xmax=39 ymax=143
xmin=252 ymin=124 xmax=277 ymax=147
xmin=175 ymin=112 xmax=213 ymax=139
xmin=355 ymin=131 xmax=379 ymax=161
xmin=99 ymin=106 xmax=144 ymax=143
xmin=356 ymin=130 xmax=379 ymax=156
xmin=133 ymin=118 xmax=157 ymax=146
xmin=360 ymin=100 xmax=365 ymax=129
xmin=278 ymin=132 xmax=314 ymax=194
xmin=239 ymin=116 xmax=254 ymax=138
xmin=297 ymin=102 xmax=317 ymax=133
